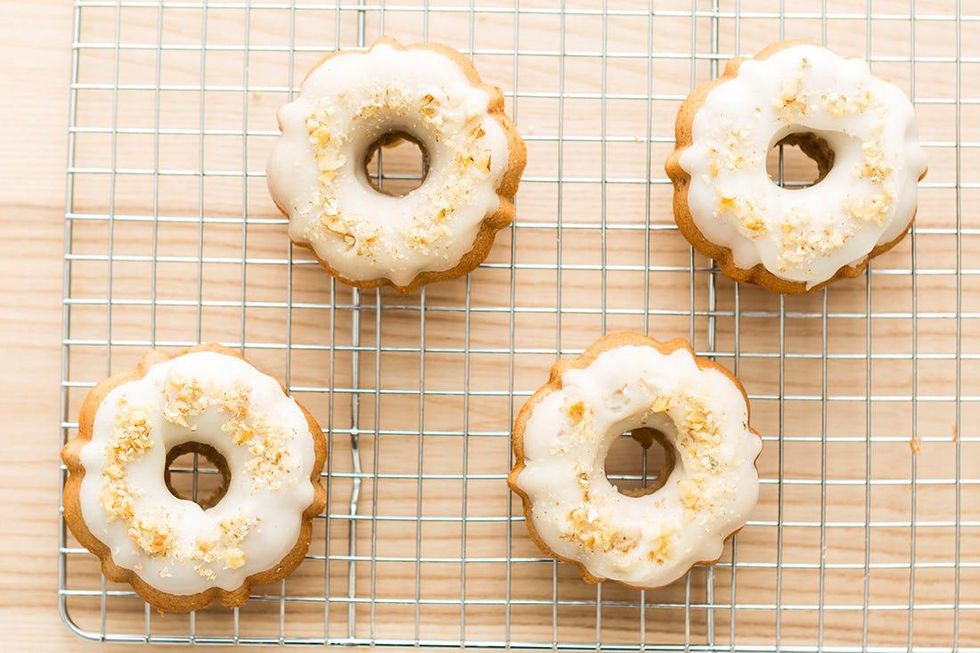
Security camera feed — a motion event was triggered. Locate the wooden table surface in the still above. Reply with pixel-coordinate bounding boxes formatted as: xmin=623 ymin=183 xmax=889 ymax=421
xmin=3 ymin=0 xmax=976 ymax=651
xmin=0 ymin=2 xmax=116 ymax=651
xmin=0 ymin=2 xmax=205 ymax=651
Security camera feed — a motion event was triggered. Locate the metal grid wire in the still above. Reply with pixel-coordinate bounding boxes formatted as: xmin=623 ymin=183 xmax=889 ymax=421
xmin=58 ymin=0 xmax=979 ymax=649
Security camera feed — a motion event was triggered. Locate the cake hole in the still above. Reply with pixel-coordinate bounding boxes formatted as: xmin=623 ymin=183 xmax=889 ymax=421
xmin=165 ymin=442 xmax=231 ymax=510
xmin=364 ymin=132 xmax=429 ymax=196
xmin=766 ymin=132 xmax=835 ymax=190
xmin=604 ymin=428 xmax=675 ymax=497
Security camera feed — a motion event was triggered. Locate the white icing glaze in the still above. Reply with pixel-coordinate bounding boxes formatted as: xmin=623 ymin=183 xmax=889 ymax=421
xmin=512 ymin=344 xmax=760 ymax=588
xmin=77 ymin=352 xmax=317 ymax=596
xmin=268 ymin=42 xmax=513 ymax=287
xmin=678 ymin=44 xmax=927 ymax=287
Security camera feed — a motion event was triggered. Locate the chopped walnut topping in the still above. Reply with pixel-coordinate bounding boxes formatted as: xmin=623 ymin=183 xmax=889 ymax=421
xmin=677 ymin=472 xmax=728 ymax=523
xmin=419 ymin=92 xmax=440 ymax=120
xmin=666 ymin=392 xmax=731 ymax=479
xmin=128 ymin=514 xmax=176 ymax=557
xmin=193 ymin=535 xmax=219 ymax=563
xmin=724 ymin=123 xmax=750 ymax=151
xmin=648 ymin=521 xmax=679 ymax=565
xmin=650 ymin=395 xmax=672 ymax=414
xmin=220 ymin=512 xmax=259 ymax=545
xmin=678 ymin=478 xmax=703 ymax=512
xmin=219 ymin=386 xmax=294 ymax=491
xmin=188 ymin=512 xmax=259 ymax=579
xmin=742 ymin=213 xmax=768 ymax=237
xmin=822 ymin=88 xmax=874 ymax=117
xmin=195 ymin=565 xmax=218 ymax=581
xmin=305 ymin=101 xmax=335 ymax=147
xmin=561 ymin=397 xmax=595 ymax=441
xmin=304 ymin=204 xmax=382 ymax=258
xmin=566 ymin=400 xmax=588 ymax=424
xmin=476 ymin=150 xmax=492 ymax=175
xmin=224 ymin=548 xmax=247 ymax=570
xmin=843 ymin=190 xmax=893 ymax=226
xmin=402 ymin=215 xmax=453 ymax=255
xmin=706 ymin=120 xmax=758 ymax=177
xmin=303 ymin=102 xmax=349 ymax=201
xmin=679 ymin=399 xmax=721 ymax=452
xmin=563 ymin=506 xmax=636 ymax=554
xmin=772 ymin=58 xmax=811 ymax=121
xmin=161 ymin=369 xmax=209 ymax=429
xmin=776 ymin=207 xmax=852 ymax=273
xmin=218 ymin=380 xmax=250 ymax=422
xmin=345 ymin=221 xmax=382 ymax=255
xmin=100 ymin=398 xmax=154 ymax=522
xmin=859 ymin=142 xmax=893 ymax=184
xmin=715 ymin=189 xmax=768 ymax=239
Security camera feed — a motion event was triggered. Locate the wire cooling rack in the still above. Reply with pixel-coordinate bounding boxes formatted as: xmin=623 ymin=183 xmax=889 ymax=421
xmin=59 ymin=0 xmax=979 ymax=649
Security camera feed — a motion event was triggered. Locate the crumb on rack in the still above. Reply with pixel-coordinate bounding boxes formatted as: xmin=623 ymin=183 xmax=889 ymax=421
xmin=910 ymin=434 xmax=922 ymax=455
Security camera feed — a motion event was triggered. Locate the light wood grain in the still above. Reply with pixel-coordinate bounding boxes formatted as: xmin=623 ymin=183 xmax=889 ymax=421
xmin=3 ymin=0 xmax=979 ymax=650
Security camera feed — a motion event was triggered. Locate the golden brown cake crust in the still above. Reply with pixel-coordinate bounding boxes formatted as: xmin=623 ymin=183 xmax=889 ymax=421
xmin=665 ymin=39 xmax=928 ymax=295
xmin=60 ymin=343 xmax=328 ymax=613
xmin=507 ymin=331 xmax=762 ymax=590
xmin=273 ymin=37 xmax=527 ymax=294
